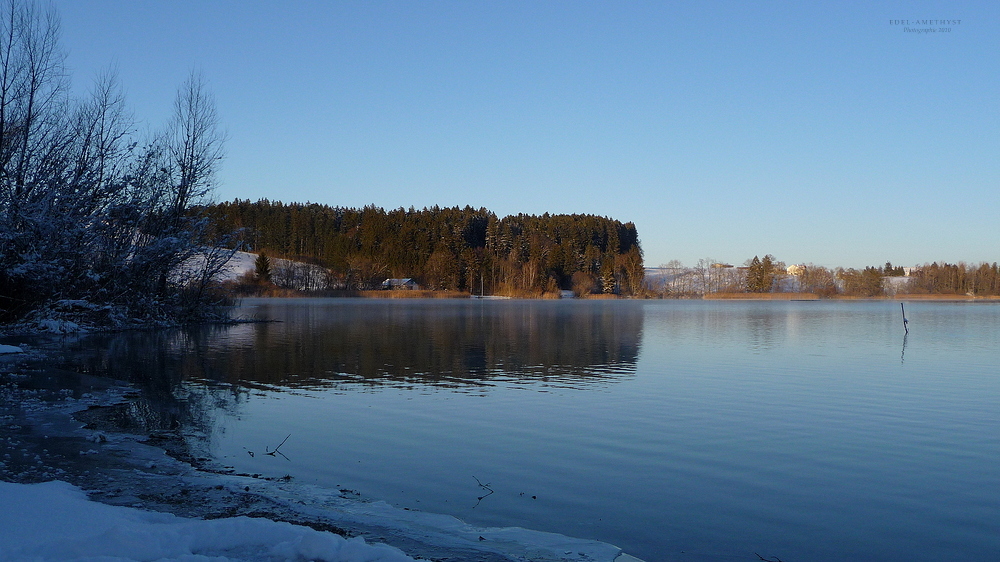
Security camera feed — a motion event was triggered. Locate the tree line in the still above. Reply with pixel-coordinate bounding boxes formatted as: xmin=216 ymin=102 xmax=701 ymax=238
xmin=203 ymin=199 xmax=645 ymax=296
xmin=0 ymin=1 xmax=230 ymax=327
xmin=905 ymin=262 xmax=1000 ymax=296
xmin=650 ymin=258 xmax=1000 ymax=298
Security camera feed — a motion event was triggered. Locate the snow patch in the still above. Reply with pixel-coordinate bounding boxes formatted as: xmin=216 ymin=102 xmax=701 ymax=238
xmin=0 ymin=344 xmax=24 ymax=354
xmin=219 ymin=250 xmax=260 ymax=281
xmin=34 ymin=319 xmax=82 ymax=333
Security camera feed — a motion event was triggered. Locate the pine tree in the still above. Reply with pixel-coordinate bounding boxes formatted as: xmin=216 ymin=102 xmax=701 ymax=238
xmin=255 ymin=253 xmax=272 ymax=283
xmin=746 ymin=255 xmax=776 ymax=293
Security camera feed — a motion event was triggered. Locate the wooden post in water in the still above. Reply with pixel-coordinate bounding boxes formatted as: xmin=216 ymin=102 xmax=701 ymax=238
xmin=901 ymin=302 xmax=909 ymax=334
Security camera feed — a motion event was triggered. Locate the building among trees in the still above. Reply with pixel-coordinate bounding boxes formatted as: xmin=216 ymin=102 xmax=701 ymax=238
xmin=382 ymin=278 xmax=420 ymax=290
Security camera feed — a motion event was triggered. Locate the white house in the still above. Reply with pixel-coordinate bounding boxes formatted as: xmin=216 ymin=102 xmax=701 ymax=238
xmin=382 ymin=278 xmax=420 ymax=290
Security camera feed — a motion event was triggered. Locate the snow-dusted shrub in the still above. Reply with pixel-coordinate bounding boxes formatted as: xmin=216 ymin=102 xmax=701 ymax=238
xmin=0 ymin=1 xmax=234 ymax=328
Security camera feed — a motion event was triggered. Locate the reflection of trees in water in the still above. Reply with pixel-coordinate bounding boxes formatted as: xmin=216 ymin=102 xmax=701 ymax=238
xmin=56 ymin=302 xmax=643 ymax=440
xmin=68 ymin=301 xmax=644 ymax=395
xmin=664 ymin=303 xmax=783 ymax=352
xmin=224 ymin=301 xmax=644 ymax=390
xmin=743 ymin=310 xmax=779 ymax=352
xmin=60 ymin=328 xmax=248 ymax=442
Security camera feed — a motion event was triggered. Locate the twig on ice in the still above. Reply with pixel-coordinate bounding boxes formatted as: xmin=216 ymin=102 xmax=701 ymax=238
xmin=472 ymin=476 xmax=494 ymax=508
xmin=264 ymin=434 xmax=291 ymax=461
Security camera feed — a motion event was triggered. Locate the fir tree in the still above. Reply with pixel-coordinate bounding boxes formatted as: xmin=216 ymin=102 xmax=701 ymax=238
xmin=255 ymin=253 xmax=272 ymax=282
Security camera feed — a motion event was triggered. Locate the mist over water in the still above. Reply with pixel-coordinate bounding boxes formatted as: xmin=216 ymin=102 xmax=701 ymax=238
xmin=59 ymin=299 xmax=1000 ymax=561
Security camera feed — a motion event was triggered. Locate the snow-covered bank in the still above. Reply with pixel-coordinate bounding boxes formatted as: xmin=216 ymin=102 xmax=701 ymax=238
xmin=1 ymin=480 xmax=415 ymax=561
xmin=0 ymin=478 xmax=633 ymax=562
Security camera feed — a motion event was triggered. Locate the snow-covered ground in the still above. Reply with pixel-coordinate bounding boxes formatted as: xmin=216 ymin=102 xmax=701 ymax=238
xmin=215 ymin=251 xmax=331 ymax=291
xmin=218 ymin=251 xmax=259 ymax=282
xmin=1 ymin=480 xmax=415 ymax=561
xmin=1 ymin=477 xmax=637 ymax=562
xmin=172 ymin=250 xmax=256 ymax=284
xmin=212 ymin=250 xmax=309 ymax=282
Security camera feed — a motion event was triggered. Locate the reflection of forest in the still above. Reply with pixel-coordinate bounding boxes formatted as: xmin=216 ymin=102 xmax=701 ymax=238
xmin=223 ymin=300 xmax=644 ymax=389
xmin=65 ymin=301 xmax=644 ymax=393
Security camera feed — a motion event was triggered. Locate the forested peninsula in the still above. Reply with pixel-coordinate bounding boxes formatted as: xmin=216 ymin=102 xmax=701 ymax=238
xmin=203 ymin=200 xmax=645 ymax=297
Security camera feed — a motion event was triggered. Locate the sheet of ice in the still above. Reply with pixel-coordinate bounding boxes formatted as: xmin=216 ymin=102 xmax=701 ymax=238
xmin=0 ymin=480 xmax=417 ymax=562
xmin=0 ymin=343 xmax=24 ymax=354
xmin=231 ymin=478 xmax=628 ymax=562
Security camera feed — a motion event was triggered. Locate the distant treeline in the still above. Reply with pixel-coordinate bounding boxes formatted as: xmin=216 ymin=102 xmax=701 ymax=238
xmin=906 ymin=262 xmax=1000 ymax=296
xmin=650 ymin=258 xmax=1000 ymax=298
xmin=202 ymin=200 xmax=645 ymax=296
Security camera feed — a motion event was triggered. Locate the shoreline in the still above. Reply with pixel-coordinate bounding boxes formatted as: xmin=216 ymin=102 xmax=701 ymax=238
xmin=703 ymin=293 xmax=1000 ymax=301
xmin=236 ymin=291 xmax=1000 ymax=302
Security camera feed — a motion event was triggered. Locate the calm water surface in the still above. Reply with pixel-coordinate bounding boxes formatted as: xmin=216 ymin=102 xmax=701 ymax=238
xmin=66 ymin=299 xmax=1000 ymax=561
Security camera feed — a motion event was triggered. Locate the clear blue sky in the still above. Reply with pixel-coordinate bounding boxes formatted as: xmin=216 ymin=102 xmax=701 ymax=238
xmin=53 ymin=0 xmax=997 ymax=269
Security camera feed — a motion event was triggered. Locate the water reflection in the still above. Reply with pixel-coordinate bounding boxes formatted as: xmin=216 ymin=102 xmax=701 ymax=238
xmin=65 ymin=299 xmax=643 ymax=393
xmin=42 ymin=300 xmax=1000 ymax=561
xmin=59 ymin=327 xmax=247 ymax=436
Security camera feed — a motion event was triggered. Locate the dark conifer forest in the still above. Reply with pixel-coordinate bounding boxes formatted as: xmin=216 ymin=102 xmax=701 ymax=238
xmin=203 ymin=199 xmax=645 ymax=296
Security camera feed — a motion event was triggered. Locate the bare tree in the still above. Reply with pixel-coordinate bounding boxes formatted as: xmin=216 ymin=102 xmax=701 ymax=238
xmin=695 ymin=258 xmax=715 ymax=295
xmin=571 ymin=270 xmax=595 ymax=297
xmin=616 ymin=246 xmax=645 ymax=296
xmin=0 ymin=0 xmax=66 ymax=209
xmin=166 ymin=71 xmax=225 ymax=219
xmin=799 ymin=264 xmax=838 ymax=297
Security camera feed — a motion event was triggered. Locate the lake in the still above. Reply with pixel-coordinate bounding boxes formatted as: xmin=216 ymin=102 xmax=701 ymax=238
xmin=60 ymin=299 xmax=1000 ymax=561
